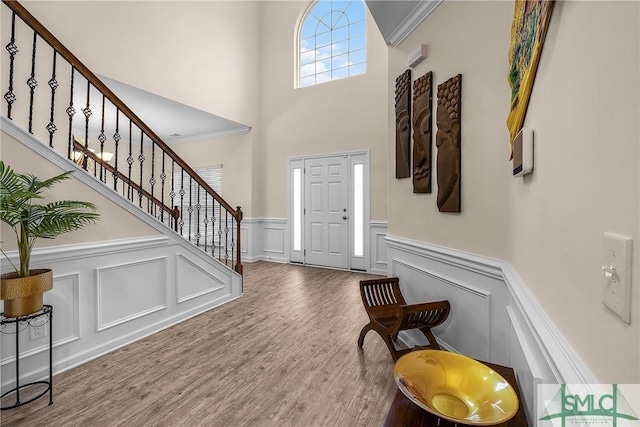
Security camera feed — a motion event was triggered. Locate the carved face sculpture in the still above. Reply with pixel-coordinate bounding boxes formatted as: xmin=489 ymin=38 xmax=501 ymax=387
xmin=412 ymin=72 xmax=432 ymax=193
xmin=395 ymin=70 xmax=411 ymax=179
xmin=436 ymin=75 xmax=461 ymax=212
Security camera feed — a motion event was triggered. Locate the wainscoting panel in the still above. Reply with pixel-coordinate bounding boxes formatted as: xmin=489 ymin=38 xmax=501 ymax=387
xmin=0 ymin=235 xmax=242 ymax=394
xmin=176 ymin=253 xmax=227 ymax=303
xmin=370 ymin=221 xmax=388 ymax=275
xmin=245 ymin=218 xmax=387 ymax=273
xmin=96 ymin=257 xmax=167 ymax=331
xmin=385 ymin=234 xmax=596 ymax=426
xmin=393 ymin=259 xmax=491 ymax=361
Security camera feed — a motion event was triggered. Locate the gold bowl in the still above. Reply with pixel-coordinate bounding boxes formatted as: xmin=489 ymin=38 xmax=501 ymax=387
xmin=393 ymin=350 xmax=519 ymax=425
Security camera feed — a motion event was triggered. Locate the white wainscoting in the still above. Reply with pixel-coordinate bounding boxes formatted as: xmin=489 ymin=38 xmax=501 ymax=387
xmin=0 ymin=235 xmax=242 ymax=394
xmin=386 ymin=234 xmax=596 ymax=426
xmin=241 ymin=218 xmax=388 ymax=274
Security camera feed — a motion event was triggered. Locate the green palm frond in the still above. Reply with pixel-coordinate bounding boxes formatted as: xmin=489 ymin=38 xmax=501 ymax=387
xmin=0 ymin=161 xmax=100 ymax=277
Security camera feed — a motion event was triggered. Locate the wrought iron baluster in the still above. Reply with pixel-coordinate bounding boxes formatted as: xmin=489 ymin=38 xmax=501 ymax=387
xmin=81 ymin=80 xmax=91 ymax=170
xmin=98 ymin=95 xmax=106 ymax=180
xmin=204 ymin=194 xmax=209 ymax=252
xmin=160 ymin=153 xmax=166 ymax=223
xmin=196 ymin=185 xmax=201 ymax=246
xmin=4 ymin=11 xmax=18 ymax=119
xmin=47 ymin=51 xmax=58 ymax=147
xmin=225 ymin=210 xmax=229 ymax=264
xmin=170 ymin=160 xmax=176 ymax=229
xmin=66 ymin=67 xmax=75 ymax=159
xmin=150 ymin=141 xmax=156 ymax=217
xmin=138 ymin=130 xmax=145 ymax=208
xmin=187 ymin=177 xmax=193 ymax=241
xmin=126 ymin=120 xmax=133 ymax=200
xmin=27 ymin=30 xmax=38 ymax=134
xmin=113 ymin=110 xmax=120 ymax=191
xmin=179 ymin=170 xmax=185 ymax=235
xmin=217 ymin=201 xmax=223 ymax=262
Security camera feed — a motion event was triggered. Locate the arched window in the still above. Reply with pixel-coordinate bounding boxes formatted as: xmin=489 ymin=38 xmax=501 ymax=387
xmin=298 ymin=0 xmax=367 ymax=88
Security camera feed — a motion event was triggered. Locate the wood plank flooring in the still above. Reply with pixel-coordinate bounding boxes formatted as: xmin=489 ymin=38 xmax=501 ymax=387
xmin=1 ymin=261 xmax=398 ymax=426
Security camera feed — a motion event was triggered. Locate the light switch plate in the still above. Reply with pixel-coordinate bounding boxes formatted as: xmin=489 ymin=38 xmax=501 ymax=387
xmin=602 ymin=233 xmax=633 ymax=323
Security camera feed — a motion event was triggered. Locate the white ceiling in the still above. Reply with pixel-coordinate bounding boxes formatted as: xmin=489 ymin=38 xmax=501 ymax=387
xmin=83 ymin=75 xmax=250 ymax=145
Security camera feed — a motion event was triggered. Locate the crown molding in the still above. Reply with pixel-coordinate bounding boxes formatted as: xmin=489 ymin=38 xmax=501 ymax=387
xmin=386 ymin=0 xmax=443 ymax=46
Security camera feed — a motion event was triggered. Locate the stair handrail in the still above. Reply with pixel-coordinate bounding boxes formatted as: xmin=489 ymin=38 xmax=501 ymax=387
xmin=2 ymin=0 xmax=243 ymax=274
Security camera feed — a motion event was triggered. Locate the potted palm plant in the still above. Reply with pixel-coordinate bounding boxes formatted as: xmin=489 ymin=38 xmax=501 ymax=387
xmin=0 ymin=161 xmax=100 ymax=317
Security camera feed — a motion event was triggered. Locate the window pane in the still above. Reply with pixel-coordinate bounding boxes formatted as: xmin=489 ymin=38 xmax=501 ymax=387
xmin=331 ymin=41 xmax=348 ymax=56
xmin=316 ymin=31 xmax=331 ymax=48
xmin=317 ymin=45 xmax=331 ymax=61
xmin=301 ymin=36 xmax=316 ymax=53
xmin=293 ymin=168 xmax=302 ymax=251
xmin=297 ymin=0 xmax=366 ymax=88
xmin=350 ymin=35 xmax=366 ymax=51
xmin=301 ymin=18 xmax=319 ymax=40
xmin=354 ymin=164 xmax=364 ymax=257
xmin=332 ymin=67 xmax=349 ymax=80
xmin=300 ymin=61 xmax=316 ymax=78
xmin=332 ymin=26 xmax=349 ymax=43
xmin=300 ymin=75 xmax=316 ymax=87
xmin=317 ymin=58 xmax=332 ymax=74
xmin=350 ymin=20 xmax=366 ymax=37
xmin=332 ymin=53 xmax=349 ymax=69
xmin=300 ymin=50 xmax=315 ymax=66
xmin=316 ymin=71 xmax=332 ymax=84
xmin=349 ymin=63 xmax=366 ymax=76
xmin=349 ymin=49 xmax=365 ymax=65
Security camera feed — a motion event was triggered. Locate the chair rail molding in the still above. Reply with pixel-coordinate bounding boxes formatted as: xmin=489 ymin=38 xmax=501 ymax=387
xmin=385 ymin=234 xmax=596 ymax=425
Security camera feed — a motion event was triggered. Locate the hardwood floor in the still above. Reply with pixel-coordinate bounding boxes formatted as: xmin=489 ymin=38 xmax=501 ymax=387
xmin=1 ymin=261 xmax=398 ymax=426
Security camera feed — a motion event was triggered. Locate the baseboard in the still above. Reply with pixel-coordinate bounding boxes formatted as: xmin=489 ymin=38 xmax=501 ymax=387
xmin=385 ymin=234 xmax=596 ymax=425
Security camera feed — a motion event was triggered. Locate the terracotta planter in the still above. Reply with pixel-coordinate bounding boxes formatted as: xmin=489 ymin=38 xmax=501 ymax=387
xmin=1 ymin=269 xmax=53 ymax=318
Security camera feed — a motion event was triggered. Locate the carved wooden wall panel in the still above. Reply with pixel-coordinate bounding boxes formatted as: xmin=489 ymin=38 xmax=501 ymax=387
xmin=395 ymin=70 xmax=411 ymax=179
xmin=412 ymin=71 xmax=433 ymax=193
xmin=436 ymin=74 xmax=461 ymax=212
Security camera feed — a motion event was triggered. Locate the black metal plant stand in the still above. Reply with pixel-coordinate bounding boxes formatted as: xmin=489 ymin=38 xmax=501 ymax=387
xmin=0 ymin=304 xmax=53 ymax=410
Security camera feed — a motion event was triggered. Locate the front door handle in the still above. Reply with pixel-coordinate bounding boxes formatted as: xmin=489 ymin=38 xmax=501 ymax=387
xmin=343 ymin=215 xmax=348 ymax=220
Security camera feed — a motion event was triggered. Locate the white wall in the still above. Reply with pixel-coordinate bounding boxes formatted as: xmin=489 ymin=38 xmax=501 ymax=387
xmin=386 ymin=1 xmax=639 ymax=383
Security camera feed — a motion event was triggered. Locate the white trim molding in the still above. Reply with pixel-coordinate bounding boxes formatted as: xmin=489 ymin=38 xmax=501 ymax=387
xmin=385 ymin=234 xmax=596 ymax=425
xmin=385 ymin=0 xmax=443 ymax=46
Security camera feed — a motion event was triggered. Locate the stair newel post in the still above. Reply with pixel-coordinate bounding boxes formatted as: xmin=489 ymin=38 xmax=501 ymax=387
xmin=235 ymin=206 xmax=243 ymax=275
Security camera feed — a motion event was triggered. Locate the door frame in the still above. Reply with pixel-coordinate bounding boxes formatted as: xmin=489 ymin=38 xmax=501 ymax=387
xmin=287 ymin=150 xmax=370 ymax=271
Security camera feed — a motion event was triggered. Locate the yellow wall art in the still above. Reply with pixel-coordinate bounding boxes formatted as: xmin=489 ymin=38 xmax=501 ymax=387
xmin=507 ymin=0 xmax=554 ymax=152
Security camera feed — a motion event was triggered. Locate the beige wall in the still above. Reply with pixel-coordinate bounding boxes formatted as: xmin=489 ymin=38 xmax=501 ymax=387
xmin=388 ymin=1 xmax=512 ymax=259
xmin=387 ymin=1 xmax=639 ymax=382
xmin=257 ymin=1 xmax=388 ymax=220
xmin=172 ymin=132 xmax=253 ymax=217
xmin=0 ymin=131 xmax=159 ymax=251
xmin=507 ymin=1 xmax=640 ymax=383
xmin=15 ymin=0 xmax=260 ymax=217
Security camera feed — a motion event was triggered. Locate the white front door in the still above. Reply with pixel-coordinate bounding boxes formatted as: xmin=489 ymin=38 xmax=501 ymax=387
xmin=304 ymin=156 xmax=349 ymax=269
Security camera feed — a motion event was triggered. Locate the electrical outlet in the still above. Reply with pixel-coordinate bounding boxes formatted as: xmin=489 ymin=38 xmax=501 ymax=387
xmin=602 ymin=233 xmax=633 ymax=323
xmin=29 ymin=318 xmax=48 ymax=341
